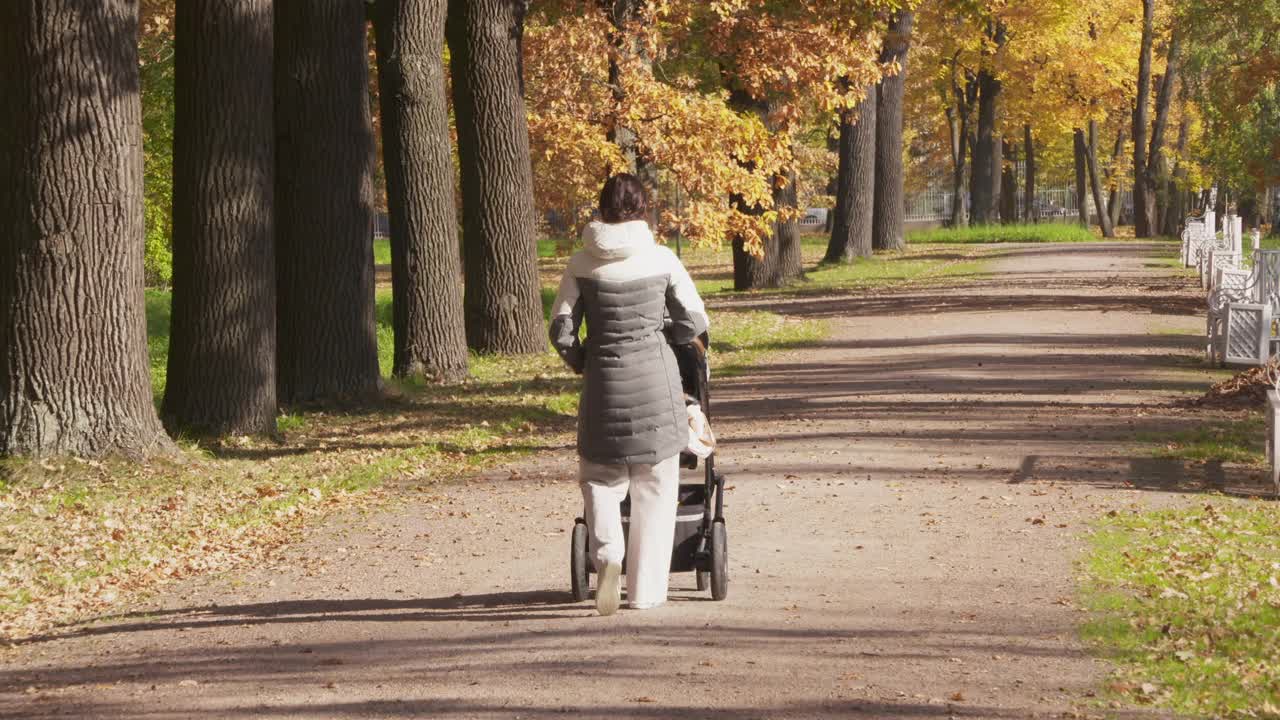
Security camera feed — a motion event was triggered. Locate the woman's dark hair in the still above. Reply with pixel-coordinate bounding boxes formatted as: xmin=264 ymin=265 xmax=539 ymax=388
xmin=598 ymin=173 xmax=648 ymax=223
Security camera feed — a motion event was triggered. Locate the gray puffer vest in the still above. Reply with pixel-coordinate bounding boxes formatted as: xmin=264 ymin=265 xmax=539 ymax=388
xmin=548 ymin=220 xmax=709 ymax=466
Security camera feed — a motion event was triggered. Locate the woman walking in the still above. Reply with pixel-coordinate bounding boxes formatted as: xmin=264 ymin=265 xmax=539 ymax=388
xmin=549 ymin=174 xmax=709 ymax=615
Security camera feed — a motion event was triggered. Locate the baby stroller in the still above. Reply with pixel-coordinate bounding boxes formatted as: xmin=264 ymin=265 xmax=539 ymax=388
xmin=568 ymin=331 xmax=729 ymax=602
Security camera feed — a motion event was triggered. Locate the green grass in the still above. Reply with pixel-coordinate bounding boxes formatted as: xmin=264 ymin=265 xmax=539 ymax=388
xmin=1082 ymin=502 xmax=1280 ymax=716
xmin=710 ymin=312 xmax=827 ymax=377
xmin=1141 ymin=416 xmax=1265 ymax=466
xmin=373 ymin=237 xmax=391 ymax=265
xmin=906 ymin=223 xmax=1099 ymax=245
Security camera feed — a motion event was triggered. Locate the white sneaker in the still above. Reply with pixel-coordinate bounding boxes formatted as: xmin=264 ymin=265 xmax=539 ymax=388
xmin=628 ymin=601 xmax=665 ymax=610
xmin=596 ymin=561 xmax=621 ymax=616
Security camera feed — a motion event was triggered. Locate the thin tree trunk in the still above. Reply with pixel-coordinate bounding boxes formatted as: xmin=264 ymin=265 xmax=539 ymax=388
xmin=1132 ymin=0 xmax=1155 ymax=236
xmin=825 ymin=93 xmax=876 ymax=262
xmin=1161 ymin=113 xmax=1188 ymax=237
xmin=0 ymin=1 xmax=173 ymax=456
xmin=165 ymin=0 xmax=277 ymax=435
xmin=1107 ymin=127 xmax=1125 ymax=228
xmin=603 ymin=0 xmax=655 ymax=189
xmin=1147 ymin=31 xmax=1181 ymax=238
xmin=1269 ymin=187 xmax=1280 ymax=237
xmin=873 ymin=9 xmax=912 ymax=251
xmin=276 ymin=0 xmax=381 ymax=405
xmin=1086 ymin=120 xmax=1114 ymax=237
xmin=1073 ymin=129 xmax=1089 ymax=228
xmin=990 ymin=134 xmax=1003 ymax=222
xmin=999 ymin=138 xmax=1017 ymax=224
xmin=945 ymin=64 xmax=974 ymax=229
xmin=374 ymin=0 xmax=468 ymax=381
xmin=1023 ymin=124 xmax=1036 ymax=223
xmin=447 ymin=0 xmax=545 ymax=354
xmin=947 ymin=104 xmax=969 ymax=228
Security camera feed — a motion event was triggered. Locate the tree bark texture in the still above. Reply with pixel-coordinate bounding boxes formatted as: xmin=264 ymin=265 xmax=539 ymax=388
xmin=1085 ymin=121 xmax=1114 ymax=237
xmin=1106 ymin=127 xmax=1125 ymax=228
xmin=947 ymin=106 xmax=968 ymax=228
xmin=0 ymin=1 xmax=172 ymax=456
xmin=1161 ymin=117 xmax=1187 ymax=238
xmin=733 ymin=169 xmax=803 ymax=289
xmin=164 ymin=0 xmax=277 ymax=436
xmin=1132 ymin=0 xmax=1155 ymax=236
xmin=989 ymin=135 xmax=1003 ymax=221
xmin=447 ymin=0 xmax=545 ymax=354
xmin=1073 ymin=129 xmax=1089 ymax=228
xmin=603 ymin=0 xmax=655 ymax=190
xmin=947 ymin=67 xmax=975 ymax=229
xmin=825 ymin=93 xmax=876 ymax=263
xmin=999 ymin=138 xmax=1017 ymax=224
xmin=1023 ymin=124 xmax=1036 ymax=223
xmin=872 ymin=10 xmax=912 ymax=252
xmin=374 ymin=0 xmax=469 ymax=381
xmin=275 ymin=0 xmax=381 ymax=404
xmin=1146 ymin=31 xmax=1181 ymax=238
xmin=970 ymin=23 xmax=1005 ymax=225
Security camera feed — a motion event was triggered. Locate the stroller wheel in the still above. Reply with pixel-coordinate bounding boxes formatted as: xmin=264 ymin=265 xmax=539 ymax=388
xmin=710 ymin=519 xmax=728 ymax=601
xmin=696 ymin=570 xmax=709 ymax=591
xmin=570 ymin=519 xmax=590 ymax=602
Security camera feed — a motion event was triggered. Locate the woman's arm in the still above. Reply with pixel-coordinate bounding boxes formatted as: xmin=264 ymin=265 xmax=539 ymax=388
xmin=548 ymin=267 xmax=585 ymax=373
xmin=663 ymin=249 xmax=709 ymax=344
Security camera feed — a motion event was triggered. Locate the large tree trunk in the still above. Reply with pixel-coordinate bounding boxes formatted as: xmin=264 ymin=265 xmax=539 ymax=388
xmin=970 ymin=23 xmax=1005 ymax=225
xmin=1106 ymin=127 xmax=1125 ymax=228
xmin=166 ymin=0 xmax=276 ymax=437
xmin=275 ymin=0 xmax=381 ymax=405
xmin=374 ymin=0 xmax=468 ymax=382
xmin=1073 ymin=129 xmax=1089 ymax=228
xmin=734 ymin=168 xmax=803 ymax=289
xmin=1023 ymin=124 xmax=1036 ymax=223
xmin=1085 ymin=120 xmax=1115 ymax=237
xmin=825 ymin=93 xmax=876 ymax=262
xmin=872 ymin=9 xmax=912 ymax=251
xmin=999 ymin=137 xmax=1017 ymax=224
xmin=970 ymin=71 xmax=1000 ymax=224
xmin=447 ymin=0 xmax=545 ymax=354
xmin=773 ymin=169 xmax=804 ymax=279
xmin=0 ymin=1 xmax=172 ymax=456
xmin=1132 ymin=0 xmax=1155 ymax=236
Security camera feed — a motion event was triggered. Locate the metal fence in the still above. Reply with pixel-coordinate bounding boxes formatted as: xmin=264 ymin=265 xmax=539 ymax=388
xmin=903 ymin=186 xmax=1134 ymax=225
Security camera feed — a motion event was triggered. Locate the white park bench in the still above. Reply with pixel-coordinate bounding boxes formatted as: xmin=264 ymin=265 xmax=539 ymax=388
xmin=1207 ymin=234 xmax=1275 ymax=366
xmin=1181 ymin=210 xmax=1215 ymax=266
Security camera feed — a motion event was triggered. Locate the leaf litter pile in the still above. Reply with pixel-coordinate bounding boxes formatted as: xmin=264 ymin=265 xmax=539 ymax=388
xmin=1083 ymin=502 xmax=1280 ymax=717
xmin=1187 ymin=362 xmax=1278 ymax=410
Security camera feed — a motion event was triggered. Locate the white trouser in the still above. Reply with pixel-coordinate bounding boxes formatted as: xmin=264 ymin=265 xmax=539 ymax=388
xmin=579 ymin=454 xmax=679 ymax=608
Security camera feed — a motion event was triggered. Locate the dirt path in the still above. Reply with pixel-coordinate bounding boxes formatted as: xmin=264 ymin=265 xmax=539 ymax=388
xmin=3 ymin=242 xmax=1227 ymax=719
